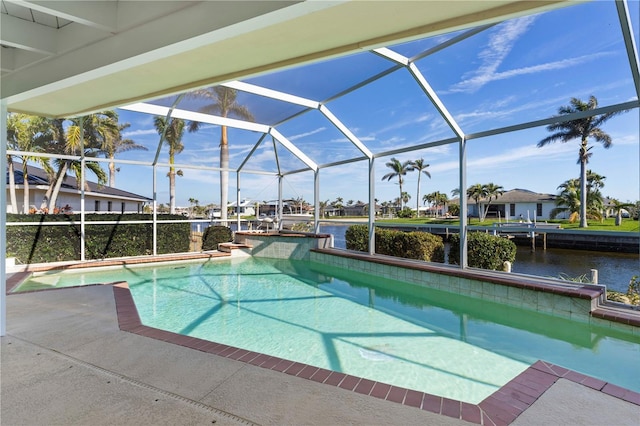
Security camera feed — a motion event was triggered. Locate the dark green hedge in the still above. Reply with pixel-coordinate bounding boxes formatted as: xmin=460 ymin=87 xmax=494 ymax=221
xmin=448 ymin=232 xmax=517 ymax=270
xmin=345 ymin=224 xmax=444 ymax=263
xmin=6 ymin=214 xmax=190 ymax=264
xmin=201 ymin=226 xmax=232 ymax=251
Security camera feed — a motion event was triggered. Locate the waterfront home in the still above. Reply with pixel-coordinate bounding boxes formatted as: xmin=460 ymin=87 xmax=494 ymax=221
xmin=451 ymin=188 xmax=564 ymax=221
xmin=6 ymin=163 xmax=151 ymax=214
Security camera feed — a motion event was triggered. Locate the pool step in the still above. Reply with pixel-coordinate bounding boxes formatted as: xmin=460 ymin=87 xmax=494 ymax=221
xmin=218 ymin=242 xmax=253 ymax=253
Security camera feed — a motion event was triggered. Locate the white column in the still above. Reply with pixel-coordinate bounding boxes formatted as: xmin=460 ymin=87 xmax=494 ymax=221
xmin=459 ymin=137 xmax=468 ymax=268
xmin=152 ymin=165 xmax=157 ymax=256
xmin=79 ymin=117 xmax=86 ymax=261
xmin=278 ymin=176 xmax=283 ymax=231
xmin=314 ymin=169 xmax=320 ymax=233
xmin=1 ymin=99 xmax=7 ymax=336
xmin=236 ymin=173 xmax=241 ymax=231
xmin=368 ymin=157 xmax=376 ymax=255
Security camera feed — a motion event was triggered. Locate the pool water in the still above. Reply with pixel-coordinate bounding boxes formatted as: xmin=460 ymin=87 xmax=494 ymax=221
xmin=16 ymin=257 xmax=640 ymax=404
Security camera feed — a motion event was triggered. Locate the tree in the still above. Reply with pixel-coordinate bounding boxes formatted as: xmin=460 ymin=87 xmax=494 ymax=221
xmin=401 ymin=191 xmax=411 ymax=207
xmin=410 ymin=158 xmax=431 ymax=216
xmin=6 ymin=114 xmax=52 ymax=213
xmin=382 ymin=158 xmax=414 ymax=209
xmin=45 ymin=114 xmax=112 ymax=211
xmin=608 ymin=199 xmax=635 ymax=226
xmin=188 ymin=197 xmax=199 ymax=218
xmin=466 ymin=183 xmax=487 ymax=221
xmin=480 ymin=183 xmax=504 ymax=221
xmin=551 ymin=172 xmax=605 ymax=222
xmin=319 ymin=199 xmax=330 ymax=218
xmin=333 ymin=197 xmax=344 ymax=216
xmin=436 ymin=192 xmax=449 ymax=216
xmin=153 ymin=116 xmax=185 ymax=214
xmin=424 ymin=191 xmax=448 ymax=217
xmin=187 ymin=87 xmax=254 ymax=224
xmin=100 ymin=117 xmax=148 ymax=187
xmin=538 ymin=96 xmax=628 ymax=227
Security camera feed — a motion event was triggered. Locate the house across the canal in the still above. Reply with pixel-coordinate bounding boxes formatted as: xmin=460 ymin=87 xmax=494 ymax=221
xmin=451 ymin=188 xmax=564 ymax=221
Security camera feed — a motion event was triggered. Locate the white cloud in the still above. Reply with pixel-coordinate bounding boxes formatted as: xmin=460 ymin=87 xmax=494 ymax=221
xmin=451 ymin=16 xmax=537 ymax=93
xmin=122 ymin=128 xmax=157 ymax=137
xmin=447 ymin=16 xmax=613 ymax=95
xmin=288 ymin=127 xmax=327 ymax=141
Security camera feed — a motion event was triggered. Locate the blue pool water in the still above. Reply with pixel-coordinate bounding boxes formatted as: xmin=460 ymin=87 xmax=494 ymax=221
xmin=16 ymin=257 xmax=640 ymax=403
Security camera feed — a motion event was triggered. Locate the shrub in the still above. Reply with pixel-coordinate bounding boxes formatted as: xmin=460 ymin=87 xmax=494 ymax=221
xmin=6 ymin=213 xmax=190 ymax=263
xmin=201 ymin=225 xmax=232 ymax=251
xmin=448 ymin=232 xmax=516 ymax=270
xmin=396 ymin=207 xmax=415 ymax=218
xmin=345 ymin=224 xmax=369 ymax=252
xmin=345 ymin=224 xmax=444 ymax=262
xmin=608 ymin=275 xmax=640 ymax=306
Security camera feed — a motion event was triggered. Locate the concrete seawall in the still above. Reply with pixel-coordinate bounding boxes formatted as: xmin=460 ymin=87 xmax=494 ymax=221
xmin=381 ymin=225 xmax=640 ymax=253
xmin=511 ymin=232 xmax=639 ymax=253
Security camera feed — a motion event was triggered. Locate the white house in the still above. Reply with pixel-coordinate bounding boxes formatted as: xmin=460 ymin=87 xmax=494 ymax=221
xmin=6 ymin=164 xmax=152 ymax=214
xmin=228 ymin=199 xmax=256 ymax=217
xmin=452 ymin=188 xmax=566 ymax=221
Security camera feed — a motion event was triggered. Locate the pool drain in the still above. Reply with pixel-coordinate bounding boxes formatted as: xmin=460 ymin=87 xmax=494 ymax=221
xmin=10 ymin=335 xmax=258 ymax=426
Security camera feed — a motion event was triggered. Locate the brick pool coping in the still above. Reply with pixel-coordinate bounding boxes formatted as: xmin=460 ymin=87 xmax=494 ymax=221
xmin=111 ymin=281 xmax=640 ymax=426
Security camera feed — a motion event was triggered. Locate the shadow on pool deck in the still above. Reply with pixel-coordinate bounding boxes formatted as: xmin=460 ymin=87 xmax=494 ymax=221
xmin=2 ymin=281 xmax=639 ymax=425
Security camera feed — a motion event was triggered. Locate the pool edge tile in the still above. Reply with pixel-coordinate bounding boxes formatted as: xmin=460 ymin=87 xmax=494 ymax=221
xmin=111 ymin=281 xmax=640 ymax=426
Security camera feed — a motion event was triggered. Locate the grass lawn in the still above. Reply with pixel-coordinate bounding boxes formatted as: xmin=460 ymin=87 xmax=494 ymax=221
xmin=375 ymin=217 xmax=640 ymax=232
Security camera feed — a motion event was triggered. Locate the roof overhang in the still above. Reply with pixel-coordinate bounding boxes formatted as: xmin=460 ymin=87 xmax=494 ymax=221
xmin=1 ymin=0 xmax=573 ymax=118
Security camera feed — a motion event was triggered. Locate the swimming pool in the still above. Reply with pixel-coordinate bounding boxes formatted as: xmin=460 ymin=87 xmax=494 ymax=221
xmin=16 ymin=257 xmax=640 ymax=404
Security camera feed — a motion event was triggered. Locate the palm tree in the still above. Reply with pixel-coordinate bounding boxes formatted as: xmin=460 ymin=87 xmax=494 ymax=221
xmin=153 ymin=116 xmax=185 ymax=214
xmin=382 ymin=158 xmax=414 ymax=209
xmin=187 ymin=87 xmax=254 ymax=224
xmin=538 ymin=96 xmax=628 ymax=227
xmin=401 ymin=191 xmax=411 ymax=208
xmin=101 ymin=119 xmax=148 ymax=187
xmin=481 ymin=183 xmax=504 ymax=221
xmin=46 ymin=114 xmax=111 ymax=211
xmin=188 ymin=197 xmax=199 ymax=218
xmin=608 ymin=199 xmax=635 ymax=226
xmin=6 ymin=113 xmax=30 ymax=213
xmin=551 ymin=174 xmax=605 ymax=222
xmin=411 ymin=158 xmax=431 ymax=217
xmin=466 ymin=183 xmax=487 ymax=221
xmin=319 ymin=199 xmax=330 ymax=218
xmin=423 ymin=191 xmax=437 ymax=216
xmin=437 ymin=192 xmax=449 ymax=216
xmin=334 ymin=197 xmax=344 ymax=216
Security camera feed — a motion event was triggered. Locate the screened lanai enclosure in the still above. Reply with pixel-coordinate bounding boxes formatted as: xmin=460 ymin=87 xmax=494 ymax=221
xmin=2 ymin=1 xmax=640 ymax=333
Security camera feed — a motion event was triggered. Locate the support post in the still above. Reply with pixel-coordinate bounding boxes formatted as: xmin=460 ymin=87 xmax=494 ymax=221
xmin=152 ymin=165 xmax=158 ymax=256
xmin=459 ymin=137 xmax=468 ymax=268
xmin=368 ymin=157 xmax=376 ymax=255
xmin=314 ymin=169 xmax=320 ymax=234
xmin=236 ymin=173 xmax=241 ymax=232
xmin=278 ymin=176 xmax=283 ymax=231
xmin=79 ymin=117 xmax=86 ymax=261
xmin=1 ymin=99 xmax=7 ymax=336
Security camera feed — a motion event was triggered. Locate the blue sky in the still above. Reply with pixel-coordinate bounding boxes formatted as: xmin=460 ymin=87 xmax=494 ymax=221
xmin=112 ymin=1 xmax=640 ymax=208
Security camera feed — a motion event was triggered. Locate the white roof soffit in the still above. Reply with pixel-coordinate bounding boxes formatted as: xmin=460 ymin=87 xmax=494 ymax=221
xmin=2 ymin=0 xmax=572 ymax=118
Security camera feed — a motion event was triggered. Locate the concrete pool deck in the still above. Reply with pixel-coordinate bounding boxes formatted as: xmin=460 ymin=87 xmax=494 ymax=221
xmin=3 ymin=280 xmax=639 ymax=425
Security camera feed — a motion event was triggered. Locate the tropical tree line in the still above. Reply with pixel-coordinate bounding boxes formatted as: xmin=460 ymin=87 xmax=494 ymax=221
xmin=6 ymin=111 xmax=146 ymax=214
